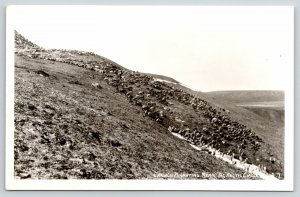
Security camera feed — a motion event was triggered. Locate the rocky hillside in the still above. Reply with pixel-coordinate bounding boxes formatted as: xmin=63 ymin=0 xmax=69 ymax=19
xmin=14 ymin=31 xmax=283 ymax=179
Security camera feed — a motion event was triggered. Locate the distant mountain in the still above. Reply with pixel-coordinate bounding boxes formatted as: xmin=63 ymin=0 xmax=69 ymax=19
xmin=13 ymin=31 xmax=284 ymax=180
xmin=206 ymin=90 xmax=284 ymax=104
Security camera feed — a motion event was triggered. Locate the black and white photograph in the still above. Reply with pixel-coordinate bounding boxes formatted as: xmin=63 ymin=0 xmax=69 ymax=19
xmin=5 ymin=5 xmax=294 ymax=190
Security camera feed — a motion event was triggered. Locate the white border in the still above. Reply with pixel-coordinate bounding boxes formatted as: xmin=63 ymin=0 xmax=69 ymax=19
xmin=5 ymin=5 xmax=294 ymax=191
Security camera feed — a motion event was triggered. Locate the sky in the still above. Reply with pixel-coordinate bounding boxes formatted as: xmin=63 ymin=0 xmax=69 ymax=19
xmin=8 ymin=6 xmax=294 ymax=91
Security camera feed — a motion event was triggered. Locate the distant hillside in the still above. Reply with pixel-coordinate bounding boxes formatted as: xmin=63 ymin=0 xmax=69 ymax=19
xmin=207 ymin=90 xmax=284 ymax=104
xmin=243 ymin=106 xmax=284 ymax=125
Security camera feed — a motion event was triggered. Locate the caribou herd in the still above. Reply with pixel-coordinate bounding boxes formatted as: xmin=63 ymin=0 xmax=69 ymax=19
xmin=16 ymin=47 xmax=281 ymax=178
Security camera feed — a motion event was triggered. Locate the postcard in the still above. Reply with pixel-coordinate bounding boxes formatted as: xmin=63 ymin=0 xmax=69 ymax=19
xmin=6 ymin=5 xmax=294 ymax=190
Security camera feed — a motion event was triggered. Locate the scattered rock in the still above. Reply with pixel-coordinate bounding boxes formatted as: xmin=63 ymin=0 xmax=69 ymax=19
xmin=69 ymin=80 xmax=82 ymax=85
xmin=120 ymin=123 xmax=129 ymax=129
xmin=88 ymin=153 xmax=96 ymax=161
xmin=43 ymin=108 xmax=55 ymax=116
xmin=53 ymin=174 xmax=68 ymax=179
xmin=75 ymin=119 xmax=82 ymax=124
xmin=19 ymin=173 xmax=31 ymax=179
xmin=92 ymin=83 xmax=102 ymax=89
xmin=69 ymin=145 xmax=75 ymax=150
xmin=91 ymin=131 xmax=102 ymax=141
xmin=45 ymin=104 xmax=56 ymax=111
xmin=110 ymin=139 xmax=122 ymax=147
xmin=40 ymin=135 xmax=51 ymax=144
xmin=59 ymin=138 xmax=67 ymax=146
xmin=99 ymin=110 xmax=108 ymax=116
xmin=35 ymin=70 xmax=50 ymax=77
xmin=32 ymin=121 xmax=42 ymax=126
xmin=59 ymin=124 xmax=68 ymax=130
xmin=16 ymin=119 xmax=26 ymax=126
xmin=59 ymin=165 xmax=70 ymax=170
xmin=43 ymin=120 xmax=53 ymax=125
xmin=19 ymin=145 xmax=29 ymax=152
xmin=27 ymin=103 xmax=36 ymax=110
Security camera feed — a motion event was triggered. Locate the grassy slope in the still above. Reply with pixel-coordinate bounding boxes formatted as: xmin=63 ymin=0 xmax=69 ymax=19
xmin=14 ymin=55 xmax=254 ymax=179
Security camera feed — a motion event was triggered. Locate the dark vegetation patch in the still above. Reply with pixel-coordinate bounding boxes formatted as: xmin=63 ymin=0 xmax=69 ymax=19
xmin=35 ymin=70 xmax=50 ymax=77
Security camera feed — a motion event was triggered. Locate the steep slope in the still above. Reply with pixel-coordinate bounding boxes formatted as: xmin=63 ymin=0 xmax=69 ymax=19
xmin=14 ymin=31 xmax=283 ymax=179
xmin=14 ymin=55 xmax=256 ymax=180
